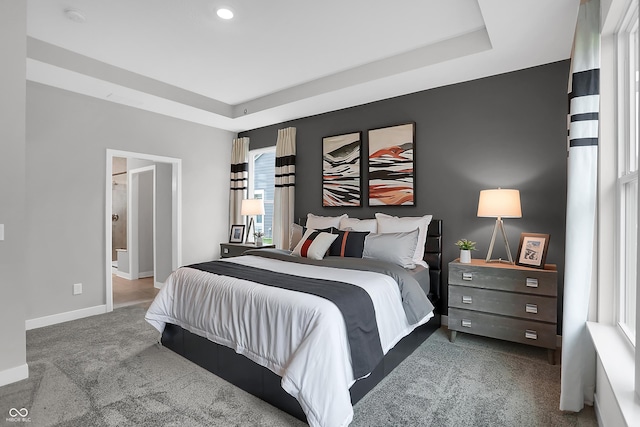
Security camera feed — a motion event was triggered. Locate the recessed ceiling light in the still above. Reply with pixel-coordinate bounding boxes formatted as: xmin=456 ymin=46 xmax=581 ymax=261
xmin=216 ymin=8 xmax=234 ymax=20
xmin=64 ymin=8 xmax=86 ymax=24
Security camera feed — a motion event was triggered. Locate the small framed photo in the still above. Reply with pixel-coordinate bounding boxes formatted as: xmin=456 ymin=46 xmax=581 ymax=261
xmin=229 ymin=224 xmax=245 ymax=243
xmin=516 ymin=233 xmax=550 ymax=269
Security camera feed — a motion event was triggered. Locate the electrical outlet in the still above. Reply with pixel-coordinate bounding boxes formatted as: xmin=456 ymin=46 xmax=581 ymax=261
xmin=73 ymin=283 xmax=82 ymax=295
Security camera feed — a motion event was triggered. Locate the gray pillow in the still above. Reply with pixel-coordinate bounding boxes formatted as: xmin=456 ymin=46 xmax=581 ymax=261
xmin=362 ymin=229 xmax=419 ymax=269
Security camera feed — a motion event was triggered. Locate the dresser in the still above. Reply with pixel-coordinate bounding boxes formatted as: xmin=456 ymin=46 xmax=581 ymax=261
xmin=447 ymin=259 xmax=558 ymax=364
xmin=220 ymin=242 xmax=276 ymax=258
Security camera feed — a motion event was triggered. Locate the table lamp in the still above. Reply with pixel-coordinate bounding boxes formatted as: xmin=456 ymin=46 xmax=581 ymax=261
xmin=477 ymin=188 xmax=522 ymax=264
xmin=241 ymin=198 xmax=265 ymax=244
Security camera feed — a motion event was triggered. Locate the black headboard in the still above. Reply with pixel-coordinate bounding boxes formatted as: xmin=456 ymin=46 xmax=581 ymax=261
xmin=424 ymin=219 xmax=442 ymax=309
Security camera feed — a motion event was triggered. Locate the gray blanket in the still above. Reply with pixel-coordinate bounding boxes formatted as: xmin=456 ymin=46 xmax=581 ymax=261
xmin=244 ymin=249 xmax=434 ymax=324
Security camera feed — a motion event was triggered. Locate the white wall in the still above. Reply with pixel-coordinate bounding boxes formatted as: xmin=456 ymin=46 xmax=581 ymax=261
xmin=25 ymin=82 xmax=233 ymax=321
xmin=0 ymin=0 xmax=28 ymax=387
xmin=155 ymin=162 xmax=173 ymax=284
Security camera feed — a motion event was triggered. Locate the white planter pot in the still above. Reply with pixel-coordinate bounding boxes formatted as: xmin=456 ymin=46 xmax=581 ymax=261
xmin=460 ymin=249 xmax=472 ymax=263
xmin=256 ymin=237 xmax=263 ymax=246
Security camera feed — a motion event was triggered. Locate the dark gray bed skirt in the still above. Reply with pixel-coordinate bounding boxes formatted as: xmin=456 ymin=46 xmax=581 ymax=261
xmin=161 ymin=314 xmax=441 ymax=422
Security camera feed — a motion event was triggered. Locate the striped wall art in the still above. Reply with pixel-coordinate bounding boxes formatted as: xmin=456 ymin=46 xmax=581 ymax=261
xmin=322 ymin=132 xmax=362 ymax=207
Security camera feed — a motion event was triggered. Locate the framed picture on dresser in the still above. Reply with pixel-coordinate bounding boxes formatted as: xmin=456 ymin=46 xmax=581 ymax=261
xmin=515 ymin=233 xmax=550 ymax=268
xmin=229 ymin=224 xmax=245 ymax=243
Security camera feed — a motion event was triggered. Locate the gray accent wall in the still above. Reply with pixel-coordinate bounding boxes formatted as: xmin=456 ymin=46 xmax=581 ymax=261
xmin=25 ymin=82 xmax=233 ymax=320
xmin=0 ymin=1 xmax=28 ymax=384
xmin=240 ymin=61 xmax=570 ymax=332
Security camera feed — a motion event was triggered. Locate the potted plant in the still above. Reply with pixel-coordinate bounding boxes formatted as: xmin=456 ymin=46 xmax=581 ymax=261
xmin=254 ymin=231 xmax=264 ymax=246
xmin=455 ymin=239 xmax=476 ymax=263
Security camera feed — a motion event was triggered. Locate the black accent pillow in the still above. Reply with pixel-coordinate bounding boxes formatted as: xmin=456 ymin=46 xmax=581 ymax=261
xmin=329 ymin=230 xmax=370 ymax=257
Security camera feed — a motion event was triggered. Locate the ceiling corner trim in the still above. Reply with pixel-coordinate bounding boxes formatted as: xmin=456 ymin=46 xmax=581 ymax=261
xmin=26 ymin=36 xmax=234 ymax=118
xmin=234 ymin=27 xmax=492 ymax=118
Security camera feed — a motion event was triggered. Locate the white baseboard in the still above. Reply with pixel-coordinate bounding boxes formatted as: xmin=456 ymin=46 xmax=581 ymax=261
xmin=25 ymin=305 xmax=107 ymax=330
xmin=155 ymin=281 xmax=164 ymax=289
xmin=0 ymin=363 xmax=28 ymax=387
xmin=115 ymin=270 xmax=131 ymax=280
xmin=139 ymin=271 xmax=154 ymax=279
xmin=593 ymin=393 xmax=605 ymax=427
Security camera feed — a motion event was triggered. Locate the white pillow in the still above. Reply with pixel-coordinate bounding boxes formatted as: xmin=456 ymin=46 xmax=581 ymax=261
xmin=339 ymin=217 xmax=378 ymax=233
xmin=362 ymin=230 xmax=419 ymax=269
xmin=289 ymin=223 xmax=304 ymax=251
xmin=375 ymin=213 xmax=433 ymax=266
xmin=306 ymin=213 xmax=347 ymax=230
xmin=292 ymin=229 xmax=338 ymax=260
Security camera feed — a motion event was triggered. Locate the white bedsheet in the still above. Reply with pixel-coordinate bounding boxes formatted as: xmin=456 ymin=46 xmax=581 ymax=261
xmin=145 ymin=255 xmax=433 ymax=427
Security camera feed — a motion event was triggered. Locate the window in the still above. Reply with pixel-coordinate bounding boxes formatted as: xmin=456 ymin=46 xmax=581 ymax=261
xmin=248 ymin=147 xmax=276 ymax=243
xmin=617 ymin=2 xmax=639 ymax=344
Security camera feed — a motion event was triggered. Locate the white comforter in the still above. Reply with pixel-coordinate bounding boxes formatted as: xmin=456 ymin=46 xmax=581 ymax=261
xmin=145 ymin=255 xmax=433 ymax=427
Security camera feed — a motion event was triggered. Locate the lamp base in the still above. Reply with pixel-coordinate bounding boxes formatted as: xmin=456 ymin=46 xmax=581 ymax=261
xmin=484 ymin=217 xmax=515 ymax=265
xmin=485 ymin=258 xmax=514 ymax=264
xmin=245 ymin=217 xmax=254 ymax=244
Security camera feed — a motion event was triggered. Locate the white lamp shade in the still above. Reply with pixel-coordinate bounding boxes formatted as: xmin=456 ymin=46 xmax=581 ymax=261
xmin=241 ymin=198 xmax=265 ymax=216
xmin=477 ymin=189 xmax=522 ymax=218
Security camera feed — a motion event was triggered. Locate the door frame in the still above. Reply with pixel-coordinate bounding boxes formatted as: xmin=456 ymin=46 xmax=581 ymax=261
xmin=105 ymin=149 xmax=182 ymax=312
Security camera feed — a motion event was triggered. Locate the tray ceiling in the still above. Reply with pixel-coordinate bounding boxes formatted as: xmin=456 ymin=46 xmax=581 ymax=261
xmin=26 ymin=0 xmax=579 ymax=132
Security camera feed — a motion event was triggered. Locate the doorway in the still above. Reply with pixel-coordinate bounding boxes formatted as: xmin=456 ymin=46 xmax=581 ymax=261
xmin=105 ymin=149 xmax=182 ymax=312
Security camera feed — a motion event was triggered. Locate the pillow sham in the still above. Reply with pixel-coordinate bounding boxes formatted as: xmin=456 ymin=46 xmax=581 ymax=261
xmin=289 ymin=223 xmax=304 ymax=251
xmin=375 ymin=213 xmax=433 ymax=266
xmin=328 ymin=230 xmax=370 ymax=258
xmin=339 ymin=217 xmax=377 ymax=233
xmin=292 ymin=229 xmax=338 ymax=260
xmin=306 ymin=213 xmax=347 ymax=230
xmin=362 ymin=229 xmax=419 ymax=269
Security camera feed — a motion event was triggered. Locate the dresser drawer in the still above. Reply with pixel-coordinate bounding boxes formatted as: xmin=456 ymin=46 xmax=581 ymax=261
xmin=448 ymin=308 xmax=556 ymax=349
xmin=449 ymin=262 xmax=557 ymax=296
xmin=449 ymin=285 xmax=557 ymax=323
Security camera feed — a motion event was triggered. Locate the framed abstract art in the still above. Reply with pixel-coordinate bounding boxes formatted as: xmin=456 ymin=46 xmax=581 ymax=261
xmin=322 ymin=131 xmax=362 ymax=207
xmin=368 ymin=123 xmax=415 ymax=206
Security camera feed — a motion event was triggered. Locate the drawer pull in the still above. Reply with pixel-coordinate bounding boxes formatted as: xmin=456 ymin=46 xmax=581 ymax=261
xmin=525 ymin=303 xmax=538 ymax=314
xmin=223 ymin=248 xmax=229 ymax=254
xmin=526 ymin=278 xmax=539 ymax=288
xmin=461 ymin=319 xmax=472 ymax=328
xmin=462 ymin=272 xmax=473 ymax=281
xmin=462 ymin=296 xmax=473 ymax=304
xmin=525 ymin=330 xmax=538 ymax=340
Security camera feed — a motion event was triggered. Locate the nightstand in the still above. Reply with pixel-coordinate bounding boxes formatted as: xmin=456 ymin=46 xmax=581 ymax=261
xmin=220 ymin=242 xmax=276 ymax=258
xmin=447 ymin=259 xmax=558 ymax=364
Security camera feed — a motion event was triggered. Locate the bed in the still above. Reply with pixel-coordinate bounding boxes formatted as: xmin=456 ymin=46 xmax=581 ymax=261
xmin=145 ymin=218 xmax=442 ymax=427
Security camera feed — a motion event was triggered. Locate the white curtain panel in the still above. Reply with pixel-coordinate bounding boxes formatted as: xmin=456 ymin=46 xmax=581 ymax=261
xmin=273 ymin=127 xmax=296 ymax=249
xmin=560 ymin=0 xmax=599 ymax=412
xmin=229 ymin=137 xmax=249 ymax=229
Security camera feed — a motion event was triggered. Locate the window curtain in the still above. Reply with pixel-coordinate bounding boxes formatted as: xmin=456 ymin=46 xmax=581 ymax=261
xmin=560 ymin=0 xmax=599 ymax=412
xmin=273 ymin=127 xmax=296 ymax=249
xmin=229 ymin=137 xmax=249 ymax=228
